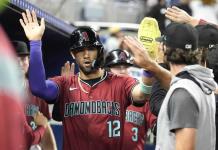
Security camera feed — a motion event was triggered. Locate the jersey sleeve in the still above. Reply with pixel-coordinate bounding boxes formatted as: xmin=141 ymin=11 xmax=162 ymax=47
xmin=49 ymin=76 xmax=66 ymax=102
xmin=150 ymin=79 xmax=167 ymax=116
xmin=25 ymin=123 xmax=46 ymax=146
xmin=149 ymin=63 xmax=169 ymax=116
xmin=144 ymin=102 xmax=157 ymax=129
xmin=124 ymin=76 xmax=138 ymax=102
xmin=168 ymin=88 xmax=199 ymax=132
xmin=198 ymin=19 xmax=218 ymax=28
xmin=39 ymin=99 xmax=51 ymax=120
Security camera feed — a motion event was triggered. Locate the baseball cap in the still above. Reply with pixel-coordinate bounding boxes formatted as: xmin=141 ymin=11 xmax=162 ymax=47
xmin=195 ymin=24 xmax=218 ymax=48
xmin=206 ymin=44 xmax=218 ymax=82
xmin=12 ymin=41 xmax=29 ymax=56
xmin=156 ymin=23 xmax=198 ymax=51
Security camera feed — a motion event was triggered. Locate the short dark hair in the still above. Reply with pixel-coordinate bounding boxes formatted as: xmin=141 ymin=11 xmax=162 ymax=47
xmin=164 ymin=47 xmax=201 ymax=65
xmin=198 ymin=47 xmax=208 ymax=66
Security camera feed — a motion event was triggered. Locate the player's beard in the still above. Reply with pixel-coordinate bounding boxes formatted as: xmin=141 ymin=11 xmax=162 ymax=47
xmin=79 ymin=63 xmax=97 ymax=75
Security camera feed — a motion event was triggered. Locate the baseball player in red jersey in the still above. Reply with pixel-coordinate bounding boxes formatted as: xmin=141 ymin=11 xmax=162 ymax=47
xmin=19 ymin=10 xmax=156 ymax=150
xmin=105 ymin=49 xmax=157 ymax=150
xmin=0 ymin=25 xmax=47 ymax=150
xmin=12 ymin=40 xmax=57 ymax=150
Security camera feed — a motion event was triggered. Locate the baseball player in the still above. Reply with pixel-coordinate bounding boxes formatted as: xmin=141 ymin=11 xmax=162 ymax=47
xmin=12 ymin=40 xmax=57 ymax=150
xmin=19 ymin=10 xmax=157 ymax=150
xmin=0 ymin=26 xmax=48 ymax=150
xmin=127 ymin=22 xmax=216 ymax=150
xmin=165 ymin=6 xmax=218 ymax=28
xmin=206 ymin=44 xmax=218 ymax=150
xmin=105 ymin=49 xmax=157 ymax=150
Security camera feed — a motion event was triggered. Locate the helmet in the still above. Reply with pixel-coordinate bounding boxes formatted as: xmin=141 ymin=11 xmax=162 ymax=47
xmin=105 ymin=49 xmax=133 ymax=67
xmin=70 ymin=26 xmax=103 ymax=51
xmin=70 ymin=27 xmax=104 ymax=68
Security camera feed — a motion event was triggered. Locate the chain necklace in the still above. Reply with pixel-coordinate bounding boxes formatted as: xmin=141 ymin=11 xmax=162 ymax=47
xmin=78 ymin=76 xmax=89 ymax=94
xmin=78 ymin=70 xmax=104 ymax=94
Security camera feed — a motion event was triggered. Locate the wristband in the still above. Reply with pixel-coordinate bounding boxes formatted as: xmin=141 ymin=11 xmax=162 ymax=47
xmin=140 ymin=83 xmax=152 ymax=95
xmin=143 ymin=70 xmax=154 ymax=78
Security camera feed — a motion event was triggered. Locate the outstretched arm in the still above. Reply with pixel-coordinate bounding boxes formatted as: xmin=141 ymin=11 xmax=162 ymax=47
xmin=40 ymin=125 xmax=57 ymax=150
xmin=165 ymin=6 xmax=218 ymax=28
xmin=165 ymin=6 xmax=200 ymax=26
xmin=123 ymin=36 xmax=172 ymax=103
xmin=25 ymin=111 xmax=48 ymax=146
xmin=52 ymin=61 xmax=75 ymax=121
xmin=124 ymin=36 xmax=172 ymax=90
xmin=20 ymin=10 xmax=58 ymax=101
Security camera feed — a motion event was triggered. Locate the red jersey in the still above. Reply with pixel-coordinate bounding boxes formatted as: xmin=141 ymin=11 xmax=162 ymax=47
xmin=0 ymin=93 xmax=45 ymax=150
xmin=23 ymin=82 xmax=51 ymax=130
xmin=123 ymin=102 xmax=156 ymax=150
xmin=51 ymin=72 xmax=137 ymax=150
xmin=0 ymin=26 xmax=45 ymax=149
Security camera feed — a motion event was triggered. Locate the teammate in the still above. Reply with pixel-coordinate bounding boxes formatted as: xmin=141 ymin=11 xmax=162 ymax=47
xmin=144 ymin=8 xmax=218 ymax=150
xmin=206 ymin=44 xmax=218 ymax=150
xmin=52 ymin=61 xmax=75 ymax=122
xmin=12 ymin=40 xmax=57 ymax=150
xmin=165 ymin=6 xmax=218 ymax=27
xmin=126 ymin=23 xmax=216 ymax=150
xmin=157 ymin=23 xmax=216 ymax=150
xmin=105 ymin=49 xmax=156 ymax=150
xmin=19 ymin=10 xmax=161 ymax=150
xmin=0 ymin=26 xmax=48 ymax=150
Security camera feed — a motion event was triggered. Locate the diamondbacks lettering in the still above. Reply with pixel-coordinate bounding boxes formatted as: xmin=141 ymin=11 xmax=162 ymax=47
xmin=64 ymin=101 xmax=120 ymax=117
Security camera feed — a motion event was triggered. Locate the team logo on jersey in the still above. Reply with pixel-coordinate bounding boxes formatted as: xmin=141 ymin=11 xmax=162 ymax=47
xmin=119 ymin=51 xmax=127 ymax=61
xmin=125 ymin=110 xmax=144 ymax=126
xmin=64 ymin=101 xmax=120 ymax=117
xmin=25 ymin=104 xmax=39 ymax=117
xmin=82 ymin=32 xmax=89 ymax=41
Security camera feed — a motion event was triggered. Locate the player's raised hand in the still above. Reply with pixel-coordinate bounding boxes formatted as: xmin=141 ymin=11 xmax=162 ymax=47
xmin=165 ymin=6 xmax=198 ymax=26
xmin=61 ymin=61 xmax=75 ymax=79
xmin=33 ymin=111 xmax=48 ymax=128
xmin=19 ymin=9 xmax=45 ymax=41
xmin=123 ymin=36 xmax=155 ymax=70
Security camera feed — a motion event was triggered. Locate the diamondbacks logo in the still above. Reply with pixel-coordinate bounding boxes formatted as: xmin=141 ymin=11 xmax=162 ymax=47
xmin=125 ymin=110 xmax=144 ymax=126
xmin=119 ymin=51 xmax=127 ymax=61
xmin=82 ymin=32 xmax=89 ymax=41
xmin=25 ymin=104 xmax=39 ymax=117
xmin=64 ymin=101 xmax=120 ymax=117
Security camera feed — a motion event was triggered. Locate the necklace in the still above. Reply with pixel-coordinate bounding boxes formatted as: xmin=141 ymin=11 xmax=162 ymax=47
xmin=78 ymin=70 xmax=104 ymax=94
xmin=78 ymin=76 xmax=89 ymax=94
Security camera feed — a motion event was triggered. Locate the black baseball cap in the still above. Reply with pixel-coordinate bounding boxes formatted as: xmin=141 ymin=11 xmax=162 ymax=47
xmin=206 ymin=44 xmax=218 ymax=82
xmin=156 ymin=23 xmax=198 ymax=51
xmin=195 ymin=24 xmax=218 ymax=48
xmin=12 ymin=41 xmax=29 ymax=56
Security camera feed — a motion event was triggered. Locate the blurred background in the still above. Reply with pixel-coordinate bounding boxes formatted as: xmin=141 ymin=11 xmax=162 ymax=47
xmin=1 ymin=0 xmax=218 ymax=149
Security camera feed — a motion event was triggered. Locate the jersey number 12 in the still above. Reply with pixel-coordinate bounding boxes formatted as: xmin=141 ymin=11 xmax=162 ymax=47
xmin=107 ymin=120 xmax=120 ymax=138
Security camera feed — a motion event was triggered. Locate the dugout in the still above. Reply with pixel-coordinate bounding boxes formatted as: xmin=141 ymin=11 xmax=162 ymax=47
xmin=0 ymin=1 xmax=156 ymax=150
xmin=0 ymin=1 xmax=76 ymax=149
xmin=0 ymin=0 xmax=76 ymax=78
